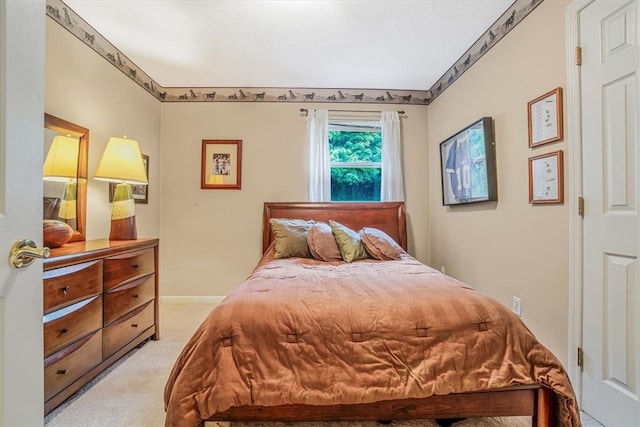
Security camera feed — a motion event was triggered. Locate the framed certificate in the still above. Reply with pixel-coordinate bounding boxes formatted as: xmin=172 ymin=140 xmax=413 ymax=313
xmin=527 ymin=87 xmax=563 ymax=147
xmin=528 ymin=150 xmax=564 ymax=204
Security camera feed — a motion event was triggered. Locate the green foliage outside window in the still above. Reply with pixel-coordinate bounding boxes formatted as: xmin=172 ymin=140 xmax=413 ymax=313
xmin=329 ymin=130 xmax=382 ymax=201
xmin=331 ymin=168 xmax=381 ymax=201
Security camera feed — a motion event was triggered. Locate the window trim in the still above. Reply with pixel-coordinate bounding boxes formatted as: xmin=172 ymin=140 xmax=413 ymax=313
xmin=329 ymin=120 xmax=381 ymax=133
xmin=330 ymin=161 xmax=381 ymax=168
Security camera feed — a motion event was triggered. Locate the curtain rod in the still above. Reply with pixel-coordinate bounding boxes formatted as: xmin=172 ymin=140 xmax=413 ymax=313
xmin=300 ymin=108 xmax=404 ymax=116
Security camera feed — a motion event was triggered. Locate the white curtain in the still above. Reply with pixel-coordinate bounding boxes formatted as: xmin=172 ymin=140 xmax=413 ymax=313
xmin=307 ymin=109 xmax=330 ymax=201
xmin=380 ymin=111 xmax=405 ymax=201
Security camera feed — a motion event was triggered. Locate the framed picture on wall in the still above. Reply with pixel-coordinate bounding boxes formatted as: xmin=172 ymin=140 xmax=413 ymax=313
xmin=439 ymin=117 xmax=498 ymax=206
xmin=201 ymin=139 xmax=242 ymax=189
xmin=527 ymin=87 xmax=563 ymax=147
xmin=109 ymin=153 xmax=149 ymax=204
xmin=528 ymin=150 xmax=564 ymax=204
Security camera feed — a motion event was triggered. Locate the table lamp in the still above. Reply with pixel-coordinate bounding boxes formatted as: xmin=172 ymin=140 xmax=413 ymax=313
xmin=94 ymin=136 xmax=148 ymax=240
xmin=43 ymin=135 xmax=79 ymax=228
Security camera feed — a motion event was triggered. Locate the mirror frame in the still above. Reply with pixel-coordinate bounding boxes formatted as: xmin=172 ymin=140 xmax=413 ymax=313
xmin=44 ymin=113 xmax=89 ymax=242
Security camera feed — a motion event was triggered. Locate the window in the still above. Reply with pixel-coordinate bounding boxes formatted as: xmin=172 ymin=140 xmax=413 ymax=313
xmin=329 ymin=120 xmax=381 ymax=201
xmin=307 ymin=109 xmax=403 ymax=203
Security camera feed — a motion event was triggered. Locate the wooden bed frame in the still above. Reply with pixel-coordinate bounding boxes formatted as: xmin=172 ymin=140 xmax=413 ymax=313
xmin=262 ymin=201 xmax=408 ymax=253
xmin=206 ymin=202 xmax=554 ymax=426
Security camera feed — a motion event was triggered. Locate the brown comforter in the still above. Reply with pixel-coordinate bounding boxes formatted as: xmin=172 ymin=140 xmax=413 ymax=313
xmin=164 ymin=249 xmax=580 ymax=426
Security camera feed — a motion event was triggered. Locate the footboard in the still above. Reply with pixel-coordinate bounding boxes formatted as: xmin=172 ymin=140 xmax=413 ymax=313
xmin=207 ymin=385 xmax=554 ymax=426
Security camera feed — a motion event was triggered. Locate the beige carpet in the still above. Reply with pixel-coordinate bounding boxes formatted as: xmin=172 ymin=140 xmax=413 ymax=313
xmin=44 ymin=303 xmax=594 ymax=427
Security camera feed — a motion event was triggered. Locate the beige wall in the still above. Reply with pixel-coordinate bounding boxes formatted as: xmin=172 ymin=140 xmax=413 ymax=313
xmin=427 ymin=0 xmax=571 ymax=365
xmin=160 ymin=103 xmax=429 ymax=297
xmin=45 ymin=20 xmax=162 ymax=240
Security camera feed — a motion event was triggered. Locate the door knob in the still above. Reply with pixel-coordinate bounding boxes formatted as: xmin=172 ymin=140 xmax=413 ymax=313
xmin=9 ymin=239 xmax=50 ymax=268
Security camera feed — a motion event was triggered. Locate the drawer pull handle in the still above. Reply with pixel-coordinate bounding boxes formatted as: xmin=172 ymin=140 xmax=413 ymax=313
xmin=61 ymin=286 xmax=70 ymax=295
xmin=132 ymin=294 xmax=139 ymax=298
xmin=131 ymin=323 xmax=138 ymax=328
xmin=57 ymin=369 xmax=67 ymax=375
xmin=60 ymin=328 xmax=69 ymax=334
xmin=131 ymin=264 xmax=139 ymax=269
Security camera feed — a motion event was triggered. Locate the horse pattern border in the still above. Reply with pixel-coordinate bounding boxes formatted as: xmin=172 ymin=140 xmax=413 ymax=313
xmin=46 ymin=0 xmax=542 ymax=105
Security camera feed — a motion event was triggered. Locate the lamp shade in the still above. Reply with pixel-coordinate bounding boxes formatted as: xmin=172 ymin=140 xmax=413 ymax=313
xmin=43 ymin=135 xmax=79 ymax=181
xmin=94 ymin=137 xmax=148 ymax=184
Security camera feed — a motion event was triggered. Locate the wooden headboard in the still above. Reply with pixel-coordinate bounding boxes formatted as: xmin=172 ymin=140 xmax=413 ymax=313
xmin=262 ymin=202 xmax=407 ymax=254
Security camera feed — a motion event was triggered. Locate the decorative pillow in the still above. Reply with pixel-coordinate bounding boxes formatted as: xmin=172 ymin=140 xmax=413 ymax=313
xmin=329 ymin=220 xmax=370 ymax=263
xmin=307 ymin=222 xmax=342 ymax=262
xmin=359 ymin=227 xmax=403 ymax=260
xmin=269 ymin=218 xmax=315 ymax=259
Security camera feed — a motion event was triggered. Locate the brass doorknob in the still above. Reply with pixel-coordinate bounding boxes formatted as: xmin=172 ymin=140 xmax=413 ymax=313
xmin=9 ymin=239 xmax=50 ymax=268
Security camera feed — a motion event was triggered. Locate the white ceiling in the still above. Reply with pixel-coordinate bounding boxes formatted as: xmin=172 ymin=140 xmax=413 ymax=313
xmin=64 ymin=0 xmax=515 ymax=91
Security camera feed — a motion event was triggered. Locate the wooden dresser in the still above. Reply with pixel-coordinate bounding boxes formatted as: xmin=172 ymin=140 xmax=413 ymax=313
xmin=43 ymin=238 xmax=159 ymax=414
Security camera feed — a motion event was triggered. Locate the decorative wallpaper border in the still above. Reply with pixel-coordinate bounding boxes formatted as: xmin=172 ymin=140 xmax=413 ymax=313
xmin=46 ymin=0 xmax=542 ymax=105
xmin=46 ymin=0 xmax=162 ymax=100
xmin=159 ymin=87 xmax=428 ymax=104
xmin=427 ymin=0 xmax=544 ymax=103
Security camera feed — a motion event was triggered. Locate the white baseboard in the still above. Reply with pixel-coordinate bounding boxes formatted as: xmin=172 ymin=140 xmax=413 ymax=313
xmin=159 ymin=296 xmax=225 ymax=305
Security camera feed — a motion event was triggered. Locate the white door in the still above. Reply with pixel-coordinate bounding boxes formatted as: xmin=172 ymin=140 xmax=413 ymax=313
xmin=0 ymin=0 xmax=46 ymax=425
xmin=580 ymin=0 xmax=640 ymax=425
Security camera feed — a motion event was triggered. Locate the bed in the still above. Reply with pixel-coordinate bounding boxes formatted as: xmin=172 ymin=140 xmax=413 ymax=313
xmin=164 ymin=202 xmax=580 ymax=427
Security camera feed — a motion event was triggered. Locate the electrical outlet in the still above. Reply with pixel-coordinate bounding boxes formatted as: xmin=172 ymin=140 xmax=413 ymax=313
xmin=512 ymin=296 xmax=522 ymax=316
xmin=440 ymin=266 xmax=446 ymax=274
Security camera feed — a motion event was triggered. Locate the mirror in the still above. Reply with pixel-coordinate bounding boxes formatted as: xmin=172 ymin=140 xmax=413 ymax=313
xmin=44 ymin=113 xmax=88 ymax=242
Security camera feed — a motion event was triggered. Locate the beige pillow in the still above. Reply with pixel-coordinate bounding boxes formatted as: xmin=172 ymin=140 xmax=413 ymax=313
xmin=329 ymin=220 xmax=370 ymax=263
xmin=307 ymin=222 xmax=342 ymax=262
xmin=269 ymin=218 xmax=315 ymax=259
xmin=359 ymin=227 xmax=403 ymax=260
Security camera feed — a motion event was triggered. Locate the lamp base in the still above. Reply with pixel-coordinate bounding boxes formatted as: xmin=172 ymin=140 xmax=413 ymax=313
xmin=57 ymin=180 xmax=77 ymax=230
xmin=109 ymin=216 xmax=138 ymax=240
xmin=109 ymin=183 xmax=138 ymax=241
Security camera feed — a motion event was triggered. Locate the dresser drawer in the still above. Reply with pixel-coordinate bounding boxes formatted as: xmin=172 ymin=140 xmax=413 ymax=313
xmin=44 ymin=260 xmax=103 ymax=313
xmin=44 ymin=295 xmax=102 ymax=357
xmin=44 ymin=329 xmax=102 ymax=400
xmin=103 ymin=248 xmax=155 ymax=291
xmin=102 ymin=301 xmax=154 ymax=358
xmin=104 ymin=274 xmax=155 ymax=326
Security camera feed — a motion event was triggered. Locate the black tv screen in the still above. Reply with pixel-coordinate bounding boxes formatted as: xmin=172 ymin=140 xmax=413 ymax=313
xmin=439 ymin=117 xmax=497 ymax=206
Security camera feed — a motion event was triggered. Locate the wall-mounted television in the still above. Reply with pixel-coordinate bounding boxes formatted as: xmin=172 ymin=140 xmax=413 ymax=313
xmin=439 ymin=117 xmax=497 ymax=206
